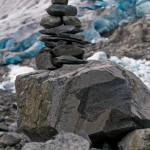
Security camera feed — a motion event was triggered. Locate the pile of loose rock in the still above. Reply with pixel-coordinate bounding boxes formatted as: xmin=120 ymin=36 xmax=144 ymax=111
xmin=36 ymin=0 xmax=89 ymax=70
xmin=0 ymin=89 xmax=30 ymax=150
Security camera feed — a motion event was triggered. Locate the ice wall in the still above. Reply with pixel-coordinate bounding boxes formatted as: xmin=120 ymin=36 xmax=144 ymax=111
xmin=77 ymin=0 xmax=150 ymax=42
xmin=0 ymin=0 xmax=150 ymax=64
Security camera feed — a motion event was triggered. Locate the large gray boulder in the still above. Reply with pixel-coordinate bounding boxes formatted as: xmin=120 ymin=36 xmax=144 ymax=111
xmin=16 ymin=61 xmax=150 ymax=144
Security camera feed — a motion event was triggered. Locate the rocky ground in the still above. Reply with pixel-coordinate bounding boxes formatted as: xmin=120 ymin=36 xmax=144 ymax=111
xmin=85 ymin=15 xmax=150 ymax=60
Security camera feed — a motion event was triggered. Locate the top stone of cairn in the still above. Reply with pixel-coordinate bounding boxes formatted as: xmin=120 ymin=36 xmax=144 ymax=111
xmin=52 ymin=0 xmax=68 ymax=5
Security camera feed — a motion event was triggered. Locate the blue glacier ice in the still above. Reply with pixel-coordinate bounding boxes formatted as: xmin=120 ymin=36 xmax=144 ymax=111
xmin=78 ymin=0 xmax=150 ymax=42
xmin=3 ymin=42 xmax=44 ymax=64
xmin=1 ymin=0 xmax=150 ymax=64
xmin=0 ymin=33 xmax=44 ymax=64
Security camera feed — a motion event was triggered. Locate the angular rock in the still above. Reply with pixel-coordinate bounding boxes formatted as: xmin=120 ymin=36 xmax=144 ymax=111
xmin=44 ymin=41 xmax=67 ymax=48
xmin=63 ymin=16 xmax=81 ymax=27
xmin=0 ymin=133 xmax=22 ymax=147
xmin=35 ymin=48 xmax=57 ymax=70
xmin=46 ymin=5 xmax=77 ymax=16
xmin=39 ymin=25 xmax=82 ymax=35
xmin=52 ymin=0 xmax=68 ymax=5
xmin=40 ymin=15 xmax=62 ymax=29
xmin=53 ymin=55 xmax=87 ymax=67
xmin=52 ymin=45 xmax=84 ymax=57
xmin=40 ymin=35 xmax=89 ymax=44
xmin=118 ymin=129 xmax=150 ymax=150
xmin=22 ymin=132 xmax=90 ymax=150
xmin=16 ymin=61 xmax=150 ymax=144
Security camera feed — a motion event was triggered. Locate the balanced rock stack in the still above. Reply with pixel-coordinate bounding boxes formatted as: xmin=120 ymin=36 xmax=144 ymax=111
xmin=36 ymin=0 xmax=89 ymax=70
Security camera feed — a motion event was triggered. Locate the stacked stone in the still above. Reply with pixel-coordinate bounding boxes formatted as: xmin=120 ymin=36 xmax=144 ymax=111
xmin=36 ymin=0 xmax=89 ymax=70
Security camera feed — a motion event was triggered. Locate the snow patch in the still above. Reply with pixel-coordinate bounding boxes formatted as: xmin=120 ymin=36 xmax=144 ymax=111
xmin=0 ymin=65 xmax=35 ymax=92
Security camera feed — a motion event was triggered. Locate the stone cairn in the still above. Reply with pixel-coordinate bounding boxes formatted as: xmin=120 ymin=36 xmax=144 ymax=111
xmin=36 ymin=0 xmax=90 ymax=70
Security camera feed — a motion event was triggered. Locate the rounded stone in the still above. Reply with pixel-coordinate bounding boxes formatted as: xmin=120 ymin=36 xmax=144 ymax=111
xmin=63 ymin=16 xmax=81 ymax=27
xmin=46 ymin=5 xmax=77 ymax=16
xmin=52 ymin=45 xmax=84 ymax=57
xmin=40 ymin=14 xmax=62 ymax=29
xmin=51 ymin=0 xmax=68 ymax=5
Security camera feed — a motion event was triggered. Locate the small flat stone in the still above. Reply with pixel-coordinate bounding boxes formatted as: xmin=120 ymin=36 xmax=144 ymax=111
xmin=40 ymin=14 xmax=62 ymax=29
xmin=52 ymin=0 xmax=68 ymax=5
xmin=46 ymin=5 xmax=77 ymax=16
xmin=35 ymin=48 xmax=57 ymax=70
xmin=52 ymin=45 xmax=84 ymax=57
xmin=0 ymin=133 xmax=22 ymax=147
xmin=40 ymin=35 xmax=90 ymax=44
xmin=53 ymin=55 xmax=87 ymax=67
xmin=0 ymin=124 xmax=8 ymax=132
xmin=57 ymin=33 xmax=84 ymax=41
xmin=45 ymin=41 xmax=67 ymax=48
xmin=63 ymin=16 xmax=81 ymax=27
xmin=39 ymin=25 xmax=82 ymax=35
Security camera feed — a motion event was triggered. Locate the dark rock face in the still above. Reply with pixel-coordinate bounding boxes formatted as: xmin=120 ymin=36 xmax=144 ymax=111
xmin=40 ymin=15 xmax=62 ymax=28
xmin=16 ymin=61 xmax=150 ymax=143
xmin=77 ymin=78 xmax=131 ymax=122
xmin=46 ymin=5 xmax=77 ymax=16
xmin=51 ymin=0 xmax=68 ymax=5
xmin=21 ymin=126 xmax=58 ymax=142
